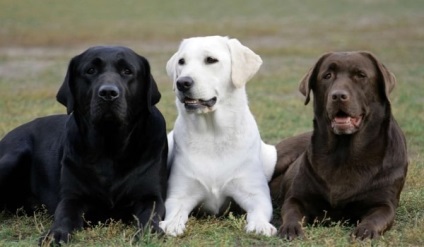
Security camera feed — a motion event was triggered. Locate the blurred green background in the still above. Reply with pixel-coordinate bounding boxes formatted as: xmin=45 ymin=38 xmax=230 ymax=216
xmin=0 ymin=0 xmax=423 ymax=246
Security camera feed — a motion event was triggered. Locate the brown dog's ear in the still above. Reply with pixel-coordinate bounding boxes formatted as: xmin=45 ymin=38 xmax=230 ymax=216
xmin=57 ymin=57 xmax=77 ymax=115
xmin=299 ymin=67 xmax=313 ymax=105
xmin=227 ymin=38 xmax=263 ymax=88
xmin=360 ymin=51 xmax=396 ymax=103
xmin=139 ymin=55 xmax=161 ymax=112
xmin=299 ymin=53 xmax=331 ymax=105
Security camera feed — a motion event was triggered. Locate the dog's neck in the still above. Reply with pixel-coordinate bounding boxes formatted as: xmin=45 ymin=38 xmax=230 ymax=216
xmin=311 ymin=113 xmax=391 ymax=164
xmin=69 ymin=113 xmax=140 ymax=157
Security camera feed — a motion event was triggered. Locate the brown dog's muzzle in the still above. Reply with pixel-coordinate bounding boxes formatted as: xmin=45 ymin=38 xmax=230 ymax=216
xmin=327 ymin=82 xmax=363 ymax=135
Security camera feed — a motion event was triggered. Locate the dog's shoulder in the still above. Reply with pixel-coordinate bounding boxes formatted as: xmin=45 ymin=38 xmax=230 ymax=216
xmin=384 ymin=116 xmax=408 ymax=172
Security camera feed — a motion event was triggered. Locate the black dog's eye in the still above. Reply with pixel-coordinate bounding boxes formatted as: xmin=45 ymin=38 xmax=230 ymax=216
xmin=205 ymin=56 xmax=218 ymax=64
xmin=323 ymin=72 xmax=332 ymax=79
xmin=86 ymin=68 xmax=96 ymax=75
xmin=178 ymin=58 xmax=185 ymax=65
xmin=122 ymin=68 xmax=133 ymax=75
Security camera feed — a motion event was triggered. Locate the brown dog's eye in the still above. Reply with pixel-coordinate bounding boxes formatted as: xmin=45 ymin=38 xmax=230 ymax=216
xmin=86 ymin=68 xmax=96 ymax=75
xmin=357 ymin=71 xmax=367 ymax=78
xmin=205 ymin=57 xmax=218 ymax=64
xmin=178 ymin=58 xmax=185 ymax=65
xmin=323 ymin=72 xmax=332 ymax=79
xmin=122 ymin=68 xmax=133 ymax=75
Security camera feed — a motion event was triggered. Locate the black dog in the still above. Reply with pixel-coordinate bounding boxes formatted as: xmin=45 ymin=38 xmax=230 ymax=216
xmin=0 ymin=46 xmax=168 ymax=244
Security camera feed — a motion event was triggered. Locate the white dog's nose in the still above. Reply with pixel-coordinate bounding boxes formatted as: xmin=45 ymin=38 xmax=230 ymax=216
xmin=176 ymin=76 xmax=194 ymax=92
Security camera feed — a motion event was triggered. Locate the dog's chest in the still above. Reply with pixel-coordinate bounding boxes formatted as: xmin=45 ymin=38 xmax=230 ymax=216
xmin=175 ymin=155 xmax=243 ymax=214
xmin=314 ymin=162 xmax=370 ymax=207
xmin=185 ymin=134 xmax=242 ymax=155
xmin=94 ymin=161 xmax=115 ymax=187
xmin=202 ymin=185 xmax=231 ymax=214
xmin=89 ymin=159 xmax=126 ymax=205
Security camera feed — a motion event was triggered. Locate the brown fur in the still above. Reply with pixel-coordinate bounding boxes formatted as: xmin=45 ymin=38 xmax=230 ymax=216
xmin=269 ymin=132 xmax=311 ymax=200
xmin=271 ymin=51 xmax=408 ymax=240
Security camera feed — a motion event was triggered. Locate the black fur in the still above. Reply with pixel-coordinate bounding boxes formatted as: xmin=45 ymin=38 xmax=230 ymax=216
xmin=0 ymin=46 xmax=168 ymax=244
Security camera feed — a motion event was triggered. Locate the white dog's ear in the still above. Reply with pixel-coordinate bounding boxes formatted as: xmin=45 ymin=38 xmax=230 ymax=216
xmin=227 ymin=38 xmax=263 ymax=88
xmin=166 ymin=51 xmax=179 ymax=80
xmin=166 ymin=51 xmax=179 ymax=90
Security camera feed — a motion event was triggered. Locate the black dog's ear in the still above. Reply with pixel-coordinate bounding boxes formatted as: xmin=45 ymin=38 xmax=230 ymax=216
xmin=299 ymin=53 xmax=332 ymax=105
xmin=360 ymin=51 xmax=396 ymax=104
xmin=57 ymin=57 xmax=77 ymax=114
xmin=148 ymin=74 xmax=161 ymax=110
xmin=139 ymin=56 xmax=161 ymax=112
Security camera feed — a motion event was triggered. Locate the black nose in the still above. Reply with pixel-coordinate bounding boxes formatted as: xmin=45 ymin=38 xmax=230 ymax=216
xmin=176 ymin=77 xmax=194 ymax=92
xmin=331 ymin=89 xmax=350 ymax=102
xmin=98 ymin=85 xmax=120 ymax=101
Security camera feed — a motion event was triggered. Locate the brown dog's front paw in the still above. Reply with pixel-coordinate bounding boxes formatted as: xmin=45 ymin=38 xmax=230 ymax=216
xmin=352 ymin=224 xmax=380 ymax=240
xmin=278 ymin=222 xmax=304 ymax=241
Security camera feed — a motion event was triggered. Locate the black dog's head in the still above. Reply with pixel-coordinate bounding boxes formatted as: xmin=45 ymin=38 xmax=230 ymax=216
xmin=57 ymin=46 xmax=161 ymax=126
xmin=299 ymin=51 xmax=396 ymax=135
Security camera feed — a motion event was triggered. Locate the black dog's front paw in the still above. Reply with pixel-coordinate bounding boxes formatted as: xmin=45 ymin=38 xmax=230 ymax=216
xmin=150 ymin=221 xmax=165 ymax=237
xmin=39 ymin=229 xmax=71 ymax=246
xmin=131 ymin=221 xmax=165 ymax=243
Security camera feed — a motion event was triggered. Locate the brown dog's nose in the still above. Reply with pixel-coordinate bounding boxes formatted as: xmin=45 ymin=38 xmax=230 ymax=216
xmin=98 ymin=85 xmax=120 ymax=101
xmin=176 ymin=77 xmax=194 ymax=92
xmin=331 ymin=90 xmax=350 ymax=102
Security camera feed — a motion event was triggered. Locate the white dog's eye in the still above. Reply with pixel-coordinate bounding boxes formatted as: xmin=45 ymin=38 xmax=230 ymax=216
xmin=205 ymin=56 xmax=218 ymax=64
xmin=178 ymin=58 xmax=185 ymax=65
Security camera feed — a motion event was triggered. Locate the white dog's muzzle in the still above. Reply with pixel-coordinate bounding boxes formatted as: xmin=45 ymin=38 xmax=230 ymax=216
xmin=176 ymin=76 xmax=218 ymax=112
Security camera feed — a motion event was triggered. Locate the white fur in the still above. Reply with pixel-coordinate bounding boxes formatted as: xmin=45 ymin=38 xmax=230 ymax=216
xmin=160 ymin=36 xmax=277 ymax=237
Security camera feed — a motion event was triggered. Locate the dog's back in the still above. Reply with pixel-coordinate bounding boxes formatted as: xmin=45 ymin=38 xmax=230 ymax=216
xmin=0 ymin=115 xmax=67 ymax=213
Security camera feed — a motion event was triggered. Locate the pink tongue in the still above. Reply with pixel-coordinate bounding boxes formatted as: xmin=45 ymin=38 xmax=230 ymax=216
xmin=334 ymin=116 xmax=351 ymax=124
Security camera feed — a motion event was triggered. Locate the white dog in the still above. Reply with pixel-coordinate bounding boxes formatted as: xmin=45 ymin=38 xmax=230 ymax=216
xmin=159 ymin=36 xmax=277 ymax=237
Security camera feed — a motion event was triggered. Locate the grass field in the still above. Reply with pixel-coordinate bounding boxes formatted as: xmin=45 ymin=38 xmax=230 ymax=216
xmin=0 ymin=0 xmax=423 ymax=246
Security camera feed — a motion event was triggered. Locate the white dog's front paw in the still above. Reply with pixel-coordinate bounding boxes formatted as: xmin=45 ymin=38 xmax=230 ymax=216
xmin=159 ymin=220 xmax=186 ymax=237
xmin=245 ymin=221 xmax=277 ymax=236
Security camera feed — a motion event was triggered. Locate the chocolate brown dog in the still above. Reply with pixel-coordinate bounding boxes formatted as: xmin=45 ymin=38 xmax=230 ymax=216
xmin=272 ymin=51 xmax=408 ymax=240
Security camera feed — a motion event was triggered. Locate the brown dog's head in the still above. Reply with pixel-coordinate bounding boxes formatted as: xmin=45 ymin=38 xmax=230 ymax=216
xmin=299 ymin=51 xmax=396 ymax=135
xmin=57 ymin=46 xmax=161 ymax=127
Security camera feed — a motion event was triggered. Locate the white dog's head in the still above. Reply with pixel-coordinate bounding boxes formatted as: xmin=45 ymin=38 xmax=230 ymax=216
xmin=166 ymin=36 xmax=262 ymax=114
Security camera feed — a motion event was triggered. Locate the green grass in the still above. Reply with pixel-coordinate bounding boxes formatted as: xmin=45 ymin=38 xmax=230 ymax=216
xmin=0 ymin=0 xmax=423 ymax=246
